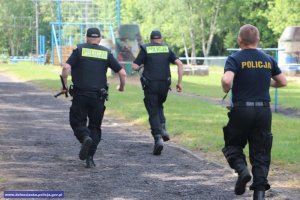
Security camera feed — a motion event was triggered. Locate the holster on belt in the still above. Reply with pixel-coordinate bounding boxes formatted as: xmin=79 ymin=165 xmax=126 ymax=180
xmin=167 ymin=77 xmax=171 ymax=90
xmin=69 ymin=85 xmax=74 ymax=97
xmin=100 ymin=88 xmax=109 ymax=101
xmin=69 ymin=85 xmax=109 ymax=100
xmin=140 ymin=76 xmax=149 ymax=90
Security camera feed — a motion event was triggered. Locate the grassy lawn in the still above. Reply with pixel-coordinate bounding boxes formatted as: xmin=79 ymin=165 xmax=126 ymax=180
xmin=1 ymin=62 xmax=300 ymax=171
xmin=172 ymin=66 xmax=300 ymax=109
xmin=107 ymin=80 xmax=300 ymax=166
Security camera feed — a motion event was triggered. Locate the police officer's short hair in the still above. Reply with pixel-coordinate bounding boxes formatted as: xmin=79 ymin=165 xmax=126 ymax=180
xmin=239 ymin=24 xmax=260 ymax=45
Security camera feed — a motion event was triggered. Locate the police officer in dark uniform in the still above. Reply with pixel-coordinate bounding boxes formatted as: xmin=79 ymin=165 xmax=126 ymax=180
xmin=132 ymin=30 xmax=183 ymax=155
xmin=61 ymin=28 xmax=126 ymax=168
xmin=221 ymin=24 xmax=287 ymax=200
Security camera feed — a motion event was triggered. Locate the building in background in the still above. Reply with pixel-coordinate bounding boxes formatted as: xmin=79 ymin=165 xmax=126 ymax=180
xmin=278 ymin=26 xmax=300 ymax=75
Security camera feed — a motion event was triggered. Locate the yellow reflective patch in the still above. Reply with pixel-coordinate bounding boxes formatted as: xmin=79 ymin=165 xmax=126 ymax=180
xmin=82 ymin=48 xmax=108 ymax=59
xmin=146 ymin=46 xmax=169 ymax=54
xmin=241 ymin=61 xmax=272 ymax=69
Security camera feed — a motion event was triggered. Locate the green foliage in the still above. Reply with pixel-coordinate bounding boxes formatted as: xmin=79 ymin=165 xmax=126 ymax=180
xmin=0 ymin=0 xmax=34 ymax=55
xmin=267 ymin=0 xmax=300 ymax=35
xmin=219 ymin=0 xmax=278 ymax=50
xmin=0 ymin=0 xmax=299 ymax=56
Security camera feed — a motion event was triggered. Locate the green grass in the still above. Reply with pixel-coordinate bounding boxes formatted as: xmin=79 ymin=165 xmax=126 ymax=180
xmin=272 ymin=113 xmax=300 ymax=164
xmin=172 ymin=66 xmax=224 ymax=98
xmin=0 ymin=62 xmax=63 ymax=90
xmin=173 ymin=66 xmax=300 ymax=109
xmin=107 ymin=79 xmax=300 ymax=166
xmin=107 ymin=82 xmax=227 ymax=153
xmin=270 ymin=82 xmax=300 ymax=109
xmin=1 ymin=62 xmax=300 ymax=169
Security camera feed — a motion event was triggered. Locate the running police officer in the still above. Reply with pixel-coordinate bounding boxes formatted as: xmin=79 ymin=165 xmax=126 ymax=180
xmin=221 ymin=24 xmax=287 ymax=200
xmin=132 ymin=30 xmax=183 ymax=155
xmin=61 ymin=28 xmax=126 ymax=168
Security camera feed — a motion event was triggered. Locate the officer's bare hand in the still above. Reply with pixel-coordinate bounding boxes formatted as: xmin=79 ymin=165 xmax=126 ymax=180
xmin=61 ymin=87 xmax=68 ymax=94
xmin=176 ymin=84 xmax=182 ymax=92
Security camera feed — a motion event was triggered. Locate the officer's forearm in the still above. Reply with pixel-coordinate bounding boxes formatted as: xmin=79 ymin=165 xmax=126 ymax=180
xmin=271 ymin=73 xmax=287 ymax=88
xmin=222 ymin=78 xmax=232 ymax=93
xmin=176 ymin=59 xmax=183 ymax=84
xmin=222 ymin=71 xmax=234 ymax=93
xmin=118 ymin=69 xmax=127 ymax=88
xmin=61 ymin=68 xmax=69 ymax=86
xmin=61 ymin=63 xmax=71 ymax=86
xmin=177 ymin=66 xmax=183 ymax=84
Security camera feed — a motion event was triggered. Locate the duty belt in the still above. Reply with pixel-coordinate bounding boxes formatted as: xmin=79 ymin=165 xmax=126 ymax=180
xmin=233 ymin=101 xmax=270 ymax=107
xmin=71 ymin=86 xmax=108 ymax=100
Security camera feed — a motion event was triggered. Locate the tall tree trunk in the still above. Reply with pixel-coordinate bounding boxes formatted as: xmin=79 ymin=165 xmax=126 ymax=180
xmin=16 ymin=45 xmax=19 ymax=56
xmin=182 ymin=33 xmax=190 ymax=66
xmin=187 ymin=0 xmax=197 ymax=65
xmin=200 ymin=0 xmax=222 ymax=58
xmin=9 ymin=38 xmax=15 ymax=56
xmin=190 ymin=29 xmax=196 ymax=65
xmin=200 ymin=17 xmax=206 ymax=57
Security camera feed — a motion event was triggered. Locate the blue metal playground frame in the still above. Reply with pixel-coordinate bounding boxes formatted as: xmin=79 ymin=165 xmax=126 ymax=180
xmin=50 ymin=22 xmax=115 ymax=65
xmin=50 ymin=0 xmax=120 ymax=65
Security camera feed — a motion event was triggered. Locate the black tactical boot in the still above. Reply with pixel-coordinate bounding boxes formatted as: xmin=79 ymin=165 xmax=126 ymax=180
xmin=86 ymin=156 xmax=96 ymax=168
xmin=161 ymin=123 xmax=170 ymax=141
xmin=253 ymin=190 xmax=265 ymax=200
xmin=79 ymin=136 xmax=93 ymax=160
xmin=234 ymin=164 xmax=252 ymax=195
xmin=153 ymin=135 xmax=163 ymax=155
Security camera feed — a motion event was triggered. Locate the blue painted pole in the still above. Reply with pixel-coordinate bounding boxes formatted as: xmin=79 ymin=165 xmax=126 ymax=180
xmin=57 ymin=0 xmax=62 ymax=65
xmin=70 ymin=36 xmax=73 ymax=46
xmin=80 ymin=25 xmax=84 ymax=43
xmin=109 ymin=24 xmax=115 ymax=44
xmin=42 ymin=35 xmax=45 ymax=64
xmin=116 ymin=0 xmax=120 ymax=27
xmin=39 ymin=35 xmax=42 ymax=55
xmin=51 ymin=25 xmax=54 ymax=64
xmin=43 ymin=36 xmax=45 ymax=54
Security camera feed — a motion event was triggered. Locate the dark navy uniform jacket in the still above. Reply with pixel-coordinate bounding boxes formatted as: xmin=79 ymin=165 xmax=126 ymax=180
xmin=133 ymin=43 xmax=177 ymax=81
xmin=224 ymin=49 xmax=281 ymax=103
xmin=67 ymin=43 xmax=122 ymax=91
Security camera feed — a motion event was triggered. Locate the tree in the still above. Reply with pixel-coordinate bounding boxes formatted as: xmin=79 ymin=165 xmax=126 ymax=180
xmin=198 ymin=0 xmax=223 ymax=57
xmin=218 ymin=0 xmax=278 ymax=54
xmin=0 ymin=0 xmax=33 ymax=56
xmin=266 ymin=0 xmax=300 ymax=35
xmin=120 ymin=0 xmax=225 ymax=60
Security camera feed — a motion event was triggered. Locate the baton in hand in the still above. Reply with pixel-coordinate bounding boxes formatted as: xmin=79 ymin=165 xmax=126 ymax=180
xmin=54 ymin=75 xmax=68 ymax=98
